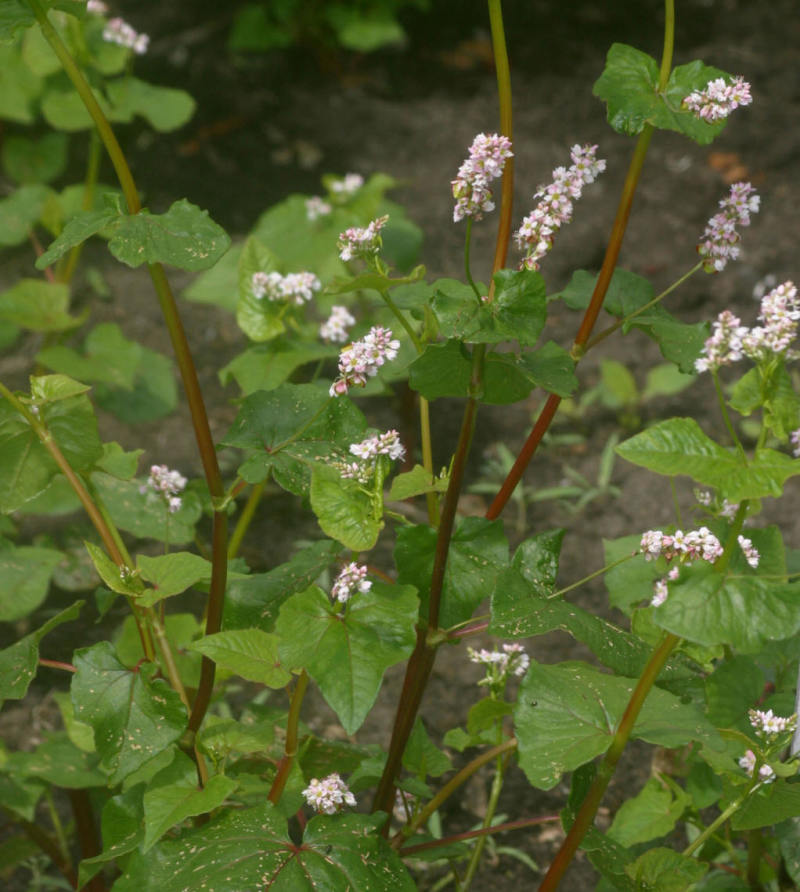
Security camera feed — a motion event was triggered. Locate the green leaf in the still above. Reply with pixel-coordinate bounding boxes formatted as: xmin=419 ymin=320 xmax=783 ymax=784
xmin=95 ymin=441 xmax=142 ymax=480
xmin=603 ymin=534 xmax=662 ymax=611
xmin=91 ymin=472 xmax=202 ymax=544
xmin=0 ymin=775 xmax=46 ymax=823
xmin=625 ymin=848 xmax=708 ymax=890
xmin=71 ymin=641 xmax=187 ymax=784
xmin=0 ymin=601 xmax=82 ymax=701
xmin=514 ymin=660 xmax=721 ymax=790
xmin=3 ymin=732 xmax=106 ymax=789
xmin=108 ymin=200 xmax=230 ymax=271
xmin=617 ymin=417 xmax=800 ymax=500
xmin=328 ymin=6 xmax=405 ymax=52
xmin=0 ymin=279 xmax=82 ymax=331
xmin=0 ymin=42 xmax=41 ymax=122
xmin=236 ymin=235 xmax=285 ymax=341
xmin=431 ymin=269 xmax=546 ymax=346
xmin=396 ymin=517 xmax=508 ymax=628
xmin=276 ymin=583 xmax=417 ymax=734
xmin=30 ymin=373 xmax=91 ymax=403
xmin=223 ymin=539 xmax=342 ymax=631
xmin=220 ymin=340 xmax=337 ymax=395
xmin=143 ymin=752 xmax=236 ymax=852
xmin=310 ymin=463 xmax=382 ymax=551
xmin=593 ymin=43 xmax=728 ymax=145
xmin=777 ymin=818 xmax=800 ymax=885
xmin=0 ymin=183 xmax=52 ymax=246
xmin=77 ymin=788 xmax=145 ymax=889
xmin=653 ymin=561 xmax=800 ymax=653
xmin=732 ymin=781 xmax=800 ymax=831
xmin=705 ymin=655 xmax=764 ymax=730
xmin=189 ymin=628 xmax=291 ymax=688
xmin=0 ymin=0 xmax=83 ymax=43
xmin=36 ymin=205 xmax=120 ymax=269
xmin=2 ymin=131 xmax=68 ymax=184
xmin=135 ymin=551 xmax=213 ymax=605
xmin=608 ymin=777 xmax=690 ymax=847
xmin=183 ymin=240 xmax=240 ymax=310
xmin=105 ymin=77 xmax=196 ymax=132
xmin=41 ymin=84 xmax=111 ymax=131
xmin=84 ymin=541 xmax=139 ymax=596
xmin=403 ymin=719 xmax=452 ymax=778
xmin=388 ymin=464 xmax=449 ymax=501
xmin=518 ymin=341 xmax=578 ymax=397
xmin=0 ymin=542 xmax=64 ymax=621
xmin=114 ymin=807 xmax=414 ymax=891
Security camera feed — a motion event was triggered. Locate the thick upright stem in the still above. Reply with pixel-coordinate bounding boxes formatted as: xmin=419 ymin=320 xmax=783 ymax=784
xmin=268 ymin=671 xmax=309 ymax=804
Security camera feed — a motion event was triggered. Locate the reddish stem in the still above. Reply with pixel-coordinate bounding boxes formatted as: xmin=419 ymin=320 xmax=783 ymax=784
xmin=399 ymin=814 xmax=559 ymax=857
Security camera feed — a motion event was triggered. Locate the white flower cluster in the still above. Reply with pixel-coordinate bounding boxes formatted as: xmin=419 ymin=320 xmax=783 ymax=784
xmin=302 ymin=773 xmax=356 ymax=815
xmin=103 ymin=16 xmax=149 ymax=54
xmin=737 ymin=535 xmax=760 ymax=568
xmin=640 ymin=527 xmax=724 ymax=607
xmin=87 ymin=0 xmax=108 ymax=13
xmin=319 ymin=305 xmax=355 ymax=343
xmin=251 ymin=270 xmax=321 ymax=305
xmin=330 ymin=173 xmax=364 ymax=196
xmin=514 ymin=144 xmax=605 ymax=271
xmin=305 ymin=196 xmax=332 ymax=221
xmin=452 ymin=132 xmax=513 ymax=222
xmin=696 ymin=182 xmax=760 ymax=273
xmin=683 ymin=76 xmax=752 ymax=123
xmin=338 ymin=215 xmax=389 ymax=262
xmin=142 ymin=464 xmax=187 ymax=513
xmin=738 ymin=749 xmax=775 ymax=783
xmin=749 ymin=708 xmax=796 ymax=739
xmin=330 ymin=562 xmax=371 ymax=604
xmin=329 ymin=325 xmax=399 ymax=396
xmin=331 ymin=430 xmax=406 ymax=484
xmin=695 ymin=280 xmax=799 ymax=372
xmin=468 ymin=642 xmax=530 ymax=684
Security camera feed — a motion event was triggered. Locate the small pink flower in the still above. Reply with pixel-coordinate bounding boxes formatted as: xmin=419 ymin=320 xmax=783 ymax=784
xmin=683 ymin=76 xmax=752 ymax=123
xmin=452 ymin=133 xmax=513 ymax=222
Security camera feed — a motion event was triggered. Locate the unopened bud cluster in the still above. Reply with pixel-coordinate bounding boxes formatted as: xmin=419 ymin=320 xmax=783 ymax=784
xmin=142 ymin=464 xmax=187 ymax=513
xmin=738 ymin=750 xmax=776 ymax=783
xmin=514 ymin=144 xmax=605 ymax=271
xmin=251 ymin=270 xmax=320 ymax=305
xmin=302 ymin=773 xmax=356 ymax=815
xmin=694 ymin=489 xmax=740 ymax=520
xmin=452 ymin=132 xmax=513 ymax=222
xmin=696 ymin=182 xmax=760 ymax=273
xmin=695 ymin=280 xmax=798 ymax=372
xmin=103 ymin=16 xmax=149 ymax=54
xmin=330 ymin=562 xmax=371 ymax=604
xmin=329 ymin=326 xmax=399 ymax=396
xmin=338 ymin=215 xmax=389 ymax=262
xmin=683 ymin=76 xmax=752 ymax=123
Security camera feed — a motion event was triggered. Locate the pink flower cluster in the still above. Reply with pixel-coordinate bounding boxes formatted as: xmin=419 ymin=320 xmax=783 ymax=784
xmin=251 ymin=270 xmax=320 ymax=305
xmin=329 ymin=326 xmax=399 ymax=396
xmin=738 ymin=750 xmax=775 ymax=783
xmin=514 ymin=144 xmax=605 ymax=271
xmin=142 ymin=464 xmax=187 ymax=514
xmin=696 ymin=182 xmax=760 ymax=273
xmin=103 ymin=16 xmax=149 ymax=54
xmin=749 ymin=708 xmax=795 ymax=738
xmin=468 ymin=642 xmax=530 ymax=683
xmin=305 ymin=196 xmax=332 ymax=221
xmin=338 ymin=215 xmax=389 ymax=262
xmin=451 ymin=132 xmax=513 ymax=222
xmin=737 ymin=535 xmax=760 ymax=568
xmin=319 ymin=305 xmax=355 ymax=343
xmin=791 ymin=428 xmax=800 ymax=458
xmin=330 ymin=562 xmax=371 ymax=604
xmin=640 ymin=527 xmax=723 ymax=608
xmin=695 ymin=280 xmax=799 ymax=372
xmin=683 ymin=76 xmax=752 ymax=123
xmin=333 ymin=430 xmax=406 ymax=484
xmin=302 ymin=773 xmax=356 ymax=814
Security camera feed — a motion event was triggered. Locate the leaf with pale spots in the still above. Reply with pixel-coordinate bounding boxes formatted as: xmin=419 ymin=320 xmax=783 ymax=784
xmin=0 ymin=601 xmax=82 ymax=702
xmin=276 ymin=583 xmax=417 ymax=734
xmin=114 ymin=806 xmax=415 ymax=891
xmin=188 ymin=628 xmax=291 ymax=688
xmin=515 ymin=661 xmax=722 ymax=790
xmin=71 ymin=642 xmax=187 ymax=785
xmin=143 ymin=751 xmax=237 ymax=852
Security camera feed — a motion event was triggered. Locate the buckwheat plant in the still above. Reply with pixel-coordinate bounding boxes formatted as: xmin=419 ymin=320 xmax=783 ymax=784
xmin=2 ymin=1 xmax=800 ymax=891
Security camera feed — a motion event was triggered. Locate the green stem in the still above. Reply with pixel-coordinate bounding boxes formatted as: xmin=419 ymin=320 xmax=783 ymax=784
xmin=45 ymin=790 xmax=70 ymax=866
xmin=419 ymin=395 xmax=439 ymax=525
xmin=464 ymin=219 xmax=483 ymax=302
xmin=583 ymin=262 xmax=702 ymax=351
xmin=538 ymin=631 xmax=680 ymax=890
xmin=461 ymin=741 xmax=512 ymax=890
xmin=392 ymin=738 xmax=518 ymax=848
xmin=28 ymin=1 xmax=230 ymax=737
xmin=379 ymin=288 xmax=422 ymax=352
xmin=746 ymin=829 xmax=763 ymax=889
xmin=713 ymin=370 xmax=746 ymax=458
xmin=683 ymin=783 xmax=762 ymax=858
xmin=57 ymin=129 xmax=102 ymax=284
xmin=268 ymin=670 xmax=309 ymax=805
xmin=228 ymin=480 xmax=266 ymax=559
xmin=547 ymin=552 xmax=636 ymax=600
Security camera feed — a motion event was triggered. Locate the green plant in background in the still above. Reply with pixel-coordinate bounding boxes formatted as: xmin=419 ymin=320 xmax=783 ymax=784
xmin=229 ymin=0 xmax=430 ymax=54
xmin=2 ymin=1 xmax=800 ymax=891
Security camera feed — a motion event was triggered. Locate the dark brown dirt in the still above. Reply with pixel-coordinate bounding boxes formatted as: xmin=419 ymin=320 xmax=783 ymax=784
xmin=2 ymin=0 xmax=799 ymax=888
